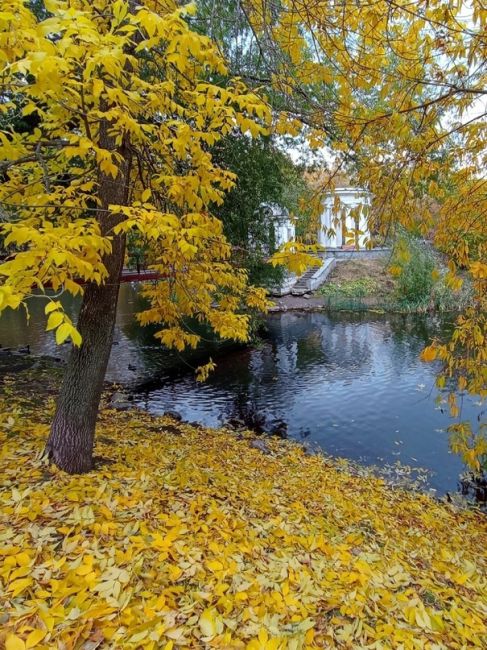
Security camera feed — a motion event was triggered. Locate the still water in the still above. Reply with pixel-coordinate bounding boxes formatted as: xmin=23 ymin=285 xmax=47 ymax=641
xmin=0 ymin=285 xmax=484 ymax=496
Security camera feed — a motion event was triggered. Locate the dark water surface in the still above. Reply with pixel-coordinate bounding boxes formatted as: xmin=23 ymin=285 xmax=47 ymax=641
xmin=0 ymin=285 xmax=484 ymax=497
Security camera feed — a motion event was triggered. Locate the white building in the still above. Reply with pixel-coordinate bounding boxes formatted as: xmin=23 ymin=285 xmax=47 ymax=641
xmin=259 ymin=203 xmax=295 ymax=250
xmin=258 ymin=203 xmax=298 ymax=296
xmin=318 ymin=187 xmax=371 ymax=249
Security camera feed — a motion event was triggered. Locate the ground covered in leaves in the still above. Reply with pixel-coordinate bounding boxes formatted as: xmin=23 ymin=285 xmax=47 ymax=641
xmin=1 ymin=390 xmax=486 ymax=649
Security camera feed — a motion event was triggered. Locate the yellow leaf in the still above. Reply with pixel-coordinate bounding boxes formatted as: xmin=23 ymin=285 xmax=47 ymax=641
xmin=415 ymin=607 xmax=432 ymax=630
xmin=92 ymin=78 xmax=104 ymax=99
xmin=15 ymin=552 xmax=31 ymax=566
xmin=470 ymin=261 xmax=487 ymax=279
xmin=46 ymin=311 xmax=64 ymax=331
xmin=258 ymin=628 xmax=268 ymax=644
xmin=199 ymin=608 xmax=222 ymax=638
xmin=45 ymin=301 xmax=62 ymax=314
xmin=55 ymin=322 xmax=72 ymax=344
xmin=70 ymin=327 xmax=82 ymax=347
xmin=458 ymin=376 xmax=467 ymax=390
xmin=55 ymin=323 xmax=81 ymax=346
xmin=421 ymin=346 xmax=436 ymax=362
xmin=8 ymin=577 xmax=32 ymax=597
xmin=76 ymin=563 xmax=93 ymax=576
xmin=6 ymin=635 xmax=26 ymax=650
xmin=26 ymin=630 xmax=47 ymax=648
xmin=206 ymin=559 xmax=223 ymax=571
xmin=22 ymin=103 xmax=38 ymax=117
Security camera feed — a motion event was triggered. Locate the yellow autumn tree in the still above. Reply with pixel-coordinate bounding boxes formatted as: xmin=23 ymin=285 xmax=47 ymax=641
xmin=241 ymin=0 xmax=486 ymax=464
xmin=0 ymin=0 xmax=278 ymax=473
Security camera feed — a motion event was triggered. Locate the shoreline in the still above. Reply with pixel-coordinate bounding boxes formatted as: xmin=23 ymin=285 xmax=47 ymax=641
xmin=1 ymin=356 xmax=485 ymax=510
xmin=268 ymin=294 xmax=468 ymax=314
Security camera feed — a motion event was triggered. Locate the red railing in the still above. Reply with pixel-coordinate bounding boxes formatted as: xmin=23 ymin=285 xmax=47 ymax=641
xmin=120 ymin=268 xmax=166 ymax=283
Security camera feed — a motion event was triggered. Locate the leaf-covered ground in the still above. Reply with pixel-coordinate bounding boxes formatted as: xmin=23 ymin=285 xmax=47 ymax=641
xmin=1 ymin=392 xmax=486 ymax=649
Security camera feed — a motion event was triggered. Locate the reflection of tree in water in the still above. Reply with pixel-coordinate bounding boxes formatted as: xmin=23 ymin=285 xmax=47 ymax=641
xmin=388 ymin=314 xmax=455 ymax=355
xmin=266 ymin=313 xmax=374 ymax=381
xmin=210 ymin=312 xmax=379 ymax=429
xmin=211 ymin=346 xmax=288 ymax=435
xmin=314 ymin=317 xmax=373 ymax=374
xmin=384 ymin=314 xmax=458 ymax=381
xmin=0 ymin=292 xmax=80 ymax=353
xmin=118 ymin=297 xmax=382 ymax=384
xmin=215 ymin=312 xmax=459 ymax=436
xmin=296 ymin=329 xmax=326 ymax=368
xmin=117 ymin=284 xmax=246 ymax=379
xmin=266 ymin=312 xmax=374 ymax=378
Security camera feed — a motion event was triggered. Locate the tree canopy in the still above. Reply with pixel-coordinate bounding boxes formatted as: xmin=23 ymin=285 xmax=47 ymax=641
xmin=0 ymin=0 xmax=274 ymax=343
xmin=237 ymin=0 xmax=486 ymax=422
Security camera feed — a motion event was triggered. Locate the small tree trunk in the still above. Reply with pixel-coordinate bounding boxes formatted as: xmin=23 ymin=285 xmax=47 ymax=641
xmin=46 ymin=123 xmax=131 ymax=473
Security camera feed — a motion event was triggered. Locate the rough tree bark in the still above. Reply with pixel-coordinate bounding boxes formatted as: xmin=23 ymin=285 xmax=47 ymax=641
xmin=46 ymin=123 xmax=132 ymax=473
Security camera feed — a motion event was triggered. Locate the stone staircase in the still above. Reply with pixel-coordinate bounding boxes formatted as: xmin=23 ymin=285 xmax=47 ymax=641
xmin=291 ymin=267 xmax=319 ymax=295
xmin=290 ymin=257 xmax=337 ymax=296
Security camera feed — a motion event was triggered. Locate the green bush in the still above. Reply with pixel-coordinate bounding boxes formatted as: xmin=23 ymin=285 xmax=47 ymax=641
xmin=390 ymin=234 xmax=435 ymax=308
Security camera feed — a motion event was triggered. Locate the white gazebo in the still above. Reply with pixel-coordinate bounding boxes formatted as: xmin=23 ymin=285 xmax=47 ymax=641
xmin=318 ymin=187 xmax=371 ymax=249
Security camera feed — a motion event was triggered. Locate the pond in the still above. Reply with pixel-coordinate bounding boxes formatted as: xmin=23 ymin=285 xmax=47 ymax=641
xmin=0 ymin=284 xmax=484 ymax=499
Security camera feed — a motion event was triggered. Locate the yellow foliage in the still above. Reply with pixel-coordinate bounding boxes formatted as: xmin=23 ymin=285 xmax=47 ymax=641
xmin=270 ymin=243 xmax=323 ymax=276
xmin=0 ymin=0 xmax=273 ymax=357
xmin=449 ymin=420 xmax=487 ymax=473
xmin=0 ymin=397 xmax=486 ymax=648
xmin=420 ymin=346 xmax=437 ymax=362
xmin=244 ymin=0 xmax=487 ymax=411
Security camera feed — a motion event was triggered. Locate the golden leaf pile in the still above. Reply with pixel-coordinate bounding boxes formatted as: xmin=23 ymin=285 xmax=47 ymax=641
xmin=0 ymin=396 xmax=486 ymax=649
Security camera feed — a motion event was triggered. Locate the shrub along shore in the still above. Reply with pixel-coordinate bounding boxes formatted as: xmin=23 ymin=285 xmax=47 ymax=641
xmin=0 ymin=380 xmax=486 ymax=649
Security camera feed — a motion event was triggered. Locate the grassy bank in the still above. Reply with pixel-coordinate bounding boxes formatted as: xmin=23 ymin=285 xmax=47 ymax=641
xmin=0 ymin=384 xmax=486 ymax=649
xmin=317 ymin=252 xmax=472 ymax=313
xmin=319 ymin=258 xmax=396 ymax=310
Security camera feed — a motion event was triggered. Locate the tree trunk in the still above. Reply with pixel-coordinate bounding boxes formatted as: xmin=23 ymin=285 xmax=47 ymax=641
xmin=46 ymin=126 xmax=131 ymax=473
xmin=45 ymin=237 xmax=125 ymax=473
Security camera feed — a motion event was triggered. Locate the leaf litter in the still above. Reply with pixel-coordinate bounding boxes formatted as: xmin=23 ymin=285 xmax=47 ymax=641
xmin=0 ymin=393 xmax=486 ymax=649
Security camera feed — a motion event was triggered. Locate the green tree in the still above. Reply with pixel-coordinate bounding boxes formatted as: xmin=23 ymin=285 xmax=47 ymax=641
xmin=211 ymin=134 xmax=310 ymax=287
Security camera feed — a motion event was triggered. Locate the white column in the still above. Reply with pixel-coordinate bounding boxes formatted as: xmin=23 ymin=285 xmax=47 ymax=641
xmin=318 ymin=207 xmax=326 ymax=246
xmin=321 ymin=204 xmax=336 ymax=247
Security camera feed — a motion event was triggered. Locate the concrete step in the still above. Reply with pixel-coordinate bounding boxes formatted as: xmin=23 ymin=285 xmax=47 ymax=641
xmin=291 ymin=266 xmax=322 ymax=295
xmin=290 ymin=257 xmax=337 ymax=295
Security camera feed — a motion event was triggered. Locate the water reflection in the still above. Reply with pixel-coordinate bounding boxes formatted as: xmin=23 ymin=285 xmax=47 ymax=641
xmin=134 ymin=312 xmax=483 ymax=496
xmin=0 ymin=289 xmax=484 ymax=496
